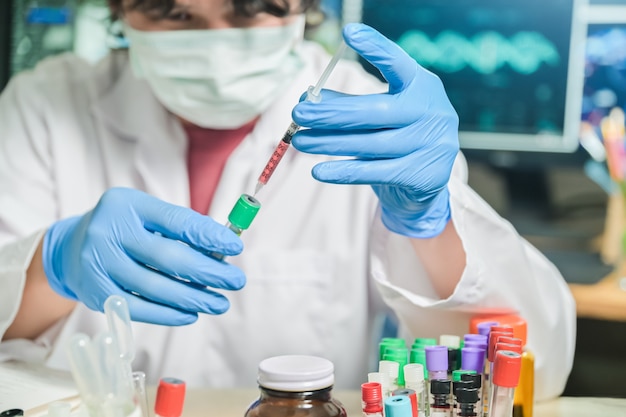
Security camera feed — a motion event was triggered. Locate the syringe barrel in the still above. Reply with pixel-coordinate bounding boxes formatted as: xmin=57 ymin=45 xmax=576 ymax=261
xmin=259 ymin=140 xmax=291 ymax=186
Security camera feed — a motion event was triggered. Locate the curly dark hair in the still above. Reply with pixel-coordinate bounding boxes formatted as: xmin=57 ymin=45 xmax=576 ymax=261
xmin=108 ymin=0 xmax=321 ymax=20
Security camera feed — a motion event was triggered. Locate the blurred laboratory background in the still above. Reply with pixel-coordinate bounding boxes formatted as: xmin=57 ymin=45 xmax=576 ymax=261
xmin=1 ymin=0 xmax=626 ymax=399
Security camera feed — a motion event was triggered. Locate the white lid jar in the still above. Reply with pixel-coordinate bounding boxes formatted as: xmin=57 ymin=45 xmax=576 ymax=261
xmin=245 ymin=355 xmax=347 ymax=417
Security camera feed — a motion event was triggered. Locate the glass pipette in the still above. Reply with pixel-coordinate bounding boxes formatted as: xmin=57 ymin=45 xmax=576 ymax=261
xmin=254 ymin=40 xmax=348 ymax=195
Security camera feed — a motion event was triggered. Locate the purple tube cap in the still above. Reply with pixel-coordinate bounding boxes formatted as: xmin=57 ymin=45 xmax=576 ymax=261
xmin=476 ymin=321 xmax=500 ymax=337
xmin=425 ymin=345 xmax=448 ymax=372
xmin=464 ymin=334 xmax=488 ymax=343
xmin=461 ymin=347 xmax=486 ymax=373
xmin=463 ymin=340 xmax=488 ymax=351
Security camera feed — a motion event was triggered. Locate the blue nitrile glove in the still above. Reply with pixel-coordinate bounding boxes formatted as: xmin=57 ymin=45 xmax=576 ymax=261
xmin=291 ymin=23 xmax=459 ymax=238
xmin=42 ymin=187 xmax=245 ymax=325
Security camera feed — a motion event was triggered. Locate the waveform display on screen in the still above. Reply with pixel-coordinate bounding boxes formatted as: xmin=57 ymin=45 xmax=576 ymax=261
xmin=359 ymin=0 xmax=579 ymax=150
xmin=396 ymin=30 xmax=561 ymax=75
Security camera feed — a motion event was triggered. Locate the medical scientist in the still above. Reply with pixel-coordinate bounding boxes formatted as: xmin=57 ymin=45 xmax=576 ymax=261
xmin=0 ymin=0 xmax=574 ymax=399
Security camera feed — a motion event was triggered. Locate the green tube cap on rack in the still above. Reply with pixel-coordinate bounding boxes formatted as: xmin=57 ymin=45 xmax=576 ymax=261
xmin=228 ymin=194 xmax=261 ymax=230
xmin=452 ymin=369 xmax=476 ymax=382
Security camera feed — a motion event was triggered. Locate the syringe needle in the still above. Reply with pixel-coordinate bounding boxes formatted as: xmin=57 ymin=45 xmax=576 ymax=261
xmin=254 ymin=181 xmax=264 ymax=196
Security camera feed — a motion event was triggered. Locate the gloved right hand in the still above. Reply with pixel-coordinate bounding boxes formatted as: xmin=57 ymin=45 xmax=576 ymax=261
xmin=42 ymin=187 xmax=246 ymax=326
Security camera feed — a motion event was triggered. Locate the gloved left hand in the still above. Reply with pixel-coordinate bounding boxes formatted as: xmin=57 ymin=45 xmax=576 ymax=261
xmin=291 ymin=23 xmax=459 ymax=238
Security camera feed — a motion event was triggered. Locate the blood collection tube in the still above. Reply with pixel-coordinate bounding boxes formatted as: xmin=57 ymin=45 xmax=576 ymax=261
xmin=368 ymin=372 xmax=391 ymax=398
xmin=425 ymin=345 xmax=449 ymax=410
xmin=413 ymin=338 xmax=437 ymax=349
xmin=460 ymin=348 xmax=484 ymax=417
xmin=496 ymin=337 xmax=522 ymax=351
xmin=384 ymin=347 xmax=409 ymax=387
xmin=404 ymin=364 xmax=426 ymax=417
xmin=463 ymin=334 xmax=488 ymax=352
xmin=393 ymin=388 xmax=418 ymax=417
xmin=470 ymin=322 xmax=497 ymax=416
xmin=155 ymin=377 xmax=186 ymax=417
xmin=490 ymin=324 xmax=513 ymax=332
xmin=476 ymin=322 xmax=500 ymax=338
xmin=429 ymin=379 xmax=452 ymax=417
xmin=409 ymin=347 xmax=427 ymax=375
xmin=476 ymin=317 xmax=532 ymax=417
xmin=488 ymin=332 xmax=514 ymax=366
xmin=461 ymin=347 xmax=485 ymax=375
xmin=224 ymin=193 xmax=261 ymax=236
xmin=440 ymin=335 xmax=461 ymax=376
xmin=380 ymin=337 xmax=407 ymax=361
xmin=452 ymin=370 xmax=476 ymax=383
xmin=380 ymin=360 xmax=401 ymax=393
xmin=385 ymin=395 xmax=413 ymax=417
xmin=462 ymin=341 xmax=487 ymax=359
xmin=464 ymin=334 xmax=487 ymax=343
xmin=425 ymin=345 xmax=449 ymax=381
xmin=460 ymin=374 xmax=483 ymax=417
xmin=495 ymin=343 xmax=522 ymax=356
xmin=211 ymin=193 xmax=261 ymax=260
xmin=488 ymin=351 xmax=521 ymax=417
xmin=484 ymin=331 xmax=512 ymax=417
xmin=452 ymin=380 xmax=473 ymax=417
xmin=440 ymin=335 xmax=461 ymax=349
xmin=456 ymin=388 xmax=480 ymax=417
xmin=362 ymin=382 xmax=384 ymax=417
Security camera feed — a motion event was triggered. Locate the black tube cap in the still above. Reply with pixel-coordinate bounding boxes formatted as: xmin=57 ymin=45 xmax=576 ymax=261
xmin=456 ymin=387 xmax=479 ymax=403
xmin=430 ymin=379 xmax=451 ymax=395
xmin=461 ymin=373 xmax=482 ymax=389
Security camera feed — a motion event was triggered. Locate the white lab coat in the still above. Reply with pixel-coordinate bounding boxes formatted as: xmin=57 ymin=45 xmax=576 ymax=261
xmin=0 ymin=41 xmax=575 ymax=399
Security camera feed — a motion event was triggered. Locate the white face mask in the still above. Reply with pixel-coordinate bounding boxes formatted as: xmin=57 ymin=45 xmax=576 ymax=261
xmin=124 ymin=17 xmax=305 ymax=129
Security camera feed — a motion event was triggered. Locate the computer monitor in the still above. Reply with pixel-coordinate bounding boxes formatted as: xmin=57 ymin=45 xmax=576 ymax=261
xmin=360 ymin=0 xmax=589 ymax=154
xmin=0 ymin=0 xmax=113 ymax=93
xmin=582 ymin=5 xmax=626 ymax=129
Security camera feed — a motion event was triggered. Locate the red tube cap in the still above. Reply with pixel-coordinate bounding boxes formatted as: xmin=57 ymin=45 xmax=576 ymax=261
xmin=489 ymin=325 xmax=514 ymax=335
xmin=493 ymin=350 xmax=522 ymax=388
xmin=470 ymin=315 xmax=527 ymax=346
xmin=497 ymin=337 xmax=522 ymax=347
xmin=362 ymin=382 xmax=383 ymax=413
xmin=155 ymin=377 xmax=186 ymax=417
xmin=488 ymin=332 xmax=510 ymax=363
xmin=495 ymin=342 xmax=522 ymax=355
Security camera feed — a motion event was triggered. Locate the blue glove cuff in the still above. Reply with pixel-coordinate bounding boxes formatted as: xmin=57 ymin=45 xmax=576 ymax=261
xmin=42 ymin=216 xmax=81 ymax=300
xmin=380 ymin=188 xmax=451 ymax=239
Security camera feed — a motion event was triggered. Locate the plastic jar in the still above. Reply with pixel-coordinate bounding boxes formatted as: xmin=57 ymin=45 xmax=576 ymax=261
xmin=244 ymin=355 xmax=347 ymax=417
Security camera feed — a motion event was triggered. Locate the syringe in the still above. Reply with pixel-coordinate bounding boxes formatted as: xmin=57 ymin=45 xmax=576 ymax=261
xmin=254 ymin=41 xmax=348 ymax=195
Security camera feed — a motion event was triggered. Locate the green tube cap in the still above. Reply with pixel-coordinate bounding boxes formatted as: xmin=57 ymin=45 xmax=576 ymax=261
xmin=452 ymin=369 xmax=476 ymax=382
xmin=228 ymin=194 xmax=261 ymax=230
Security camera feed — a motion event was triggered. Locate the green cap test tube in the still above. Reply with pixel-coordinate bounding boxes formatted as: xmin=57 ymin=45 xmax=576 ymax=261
xmin=211 ymin=194 xmax=261 ymax=260
xmin=227 ymin=193 xmax=261 ymax=235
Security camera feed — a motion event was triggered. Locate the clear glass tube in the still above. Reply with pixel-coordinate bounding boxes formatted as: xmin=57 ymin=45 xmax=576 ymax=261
xmin=488 ymin=385 xmax=514 ymax=417
xmin=132 ymin=371 xmax=150 ymax=417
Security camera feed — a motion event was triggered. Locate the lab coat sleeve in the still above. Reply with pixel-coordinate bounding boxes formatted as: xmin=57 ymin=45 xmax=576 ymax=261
xmin=0 ymin=63 xmax=59 ymax=346
xmin=370 ymin=153 xmax=576 ymax=401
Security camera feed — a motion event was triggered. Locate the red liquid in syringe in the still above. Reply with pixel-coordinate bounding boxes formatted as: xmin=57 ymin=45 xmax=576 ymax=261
xmin=255 ymin=122 xmax=300 ymax=194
